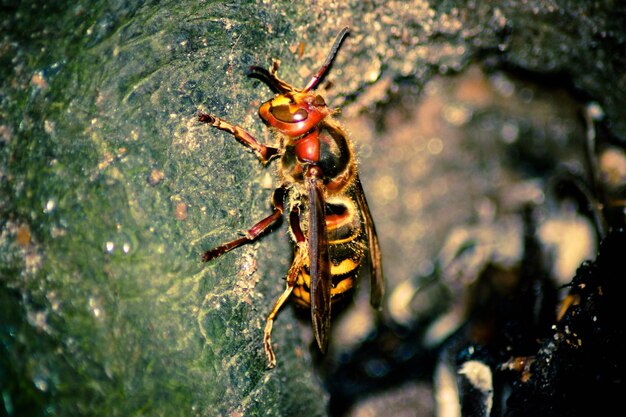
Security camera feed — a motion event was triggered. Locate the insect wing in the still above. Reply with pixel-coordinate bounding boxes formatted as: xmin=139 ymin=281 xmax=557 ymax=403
xmin=306 ymin=173 xmax=331 ymax=353
xmin=355 ymin=175 xmax=385 ymax=308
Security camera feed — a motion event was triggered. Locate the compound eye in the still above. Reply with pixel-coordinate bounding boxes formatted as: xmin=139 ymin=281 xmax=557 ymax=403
xmin=270 ymin=104 xmax=309 ymax=123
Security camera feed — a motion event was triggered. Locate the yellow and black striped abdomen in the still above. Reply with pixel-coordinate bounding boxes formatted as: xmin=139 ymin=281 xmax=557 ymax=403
xmin=292 ymin=188 xmax=367 ymax=307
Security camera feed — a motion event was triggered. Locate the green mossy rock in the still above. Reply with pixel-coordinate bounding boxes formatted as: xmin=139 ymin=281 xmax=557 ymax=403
xmin=1 ymin=2 xmax=326 ymax=416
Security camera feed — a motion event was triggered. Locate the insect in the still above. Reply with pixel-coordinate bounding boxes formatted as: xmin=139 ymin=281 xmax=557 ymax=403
xmin=198 ymin=27 xmax=385 ymax=368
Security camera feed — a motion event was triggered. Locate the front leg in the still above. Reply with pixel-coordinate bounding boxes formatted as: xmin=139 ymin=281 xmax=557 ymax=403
xmin=198 ymin=112 xmax=280 ymax=164
xmin=202 ymin=186 xmax=286 ymax=261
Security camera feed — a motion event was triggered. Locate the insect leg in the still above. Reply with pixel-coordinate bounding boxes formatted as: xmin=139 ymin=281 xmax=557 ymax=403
xmin=202 ymin=186 xmax=285 ymax=261
xmin=263 ymin=244 xmax=305 ymax=368
xmin=264 ymin=207 xmax=306 ymax=368
xmin=198 ymin=112 xmax=280 ymax=163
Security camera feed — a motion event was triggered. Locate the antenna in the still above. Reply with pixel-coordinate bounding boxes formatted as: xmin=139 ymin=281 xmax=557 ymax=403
xmin=302 ymin=27 xmax=350 ymax=92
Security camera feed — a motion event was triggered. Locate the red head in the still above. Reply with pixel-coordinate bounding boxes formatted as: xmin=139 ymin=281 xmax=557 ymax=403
xmin=251 ymin=27 xmax=350 ymax=138
xmin=259 ymin=92 xmax=331 ymax=137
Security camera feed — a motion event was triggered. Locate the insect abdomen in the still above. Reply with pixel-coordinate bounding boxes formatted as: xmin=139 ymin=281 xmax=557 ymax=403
xmin=292 ymin=185 xmax=366 ymax=307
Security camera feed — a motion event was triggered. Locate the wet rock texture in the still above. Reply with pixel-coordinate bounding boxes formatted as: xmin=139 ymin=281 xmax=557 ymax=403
xmin=1 ymin=1 xmax=624 ymax=416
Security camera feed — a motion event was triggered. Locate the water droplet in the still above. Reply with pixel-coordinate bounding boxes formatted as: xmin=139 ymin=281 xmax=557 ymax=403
xmin=44 ymin=198 xmax=57 ymax=213
xmin=33 ymin=375 xmax=48 ymax=391
xmin=89 ymin=297 xmax=104 ymax=319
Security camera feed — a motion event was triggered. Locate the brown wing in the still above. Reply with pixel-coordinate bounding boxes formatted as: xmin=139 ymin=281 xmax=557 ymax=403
xmin=306 ymin=168 xmax=331 ymax=353
xmin=354 ymin=175 xmax=385 ymax=309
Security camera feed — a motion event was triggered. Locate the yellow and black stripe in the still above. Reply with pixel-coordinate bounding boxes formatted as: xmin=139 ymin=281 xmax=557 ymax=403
xmin=291 ymin=183 xmax=367 ymax=308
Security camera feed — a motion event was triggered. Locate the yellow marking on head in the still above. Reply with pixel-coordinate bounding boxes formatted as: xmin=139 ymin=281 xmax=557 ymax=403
xmin=271 ymin=95 xmax=292 ymax=106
